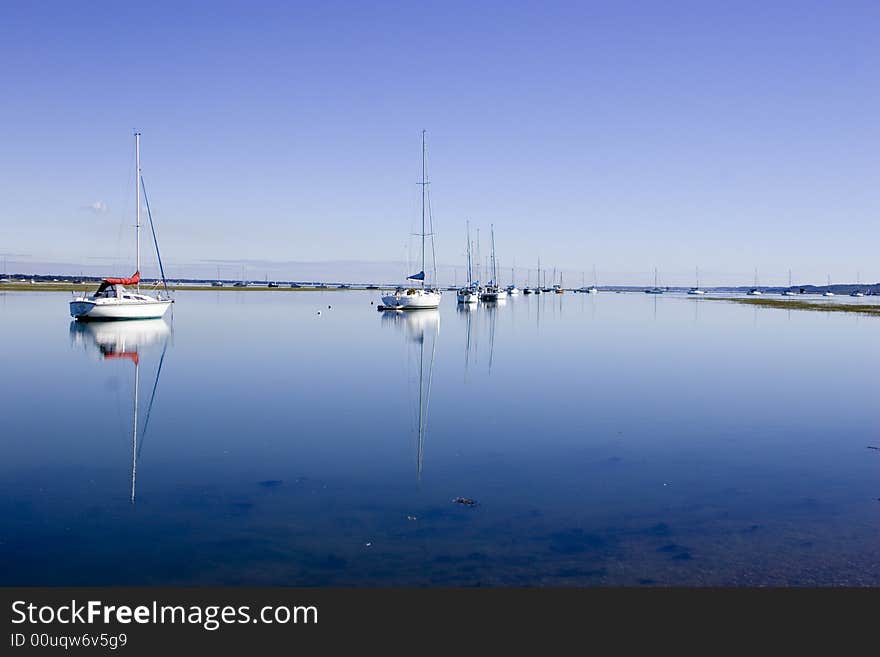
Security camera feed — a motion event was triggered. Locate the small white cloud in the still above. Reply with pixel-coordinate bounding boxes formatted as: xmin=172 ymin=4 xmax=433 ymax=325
xmin=82 ymin=201 xmax=108 ymax=213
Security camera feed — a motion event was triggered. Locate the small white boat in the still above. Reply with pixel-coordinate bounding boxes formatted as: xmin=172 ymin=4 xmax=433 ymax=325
xmin=687 ymin=267 xmax=705 ymax=294
xmin=850 ymin=290 xmax=865 ymax=297
xmin=457 ymin=222 xmax=479 ymax=304
xmin=746 ymin=268 xmax=762 ymax=295
xmin=645 ymin=267 xmax=663 ymax=294
xmin=71 ymin=133 xmax=172 ymax=321
xmin=506 ymin=285 xmax=520 ymax=296
xmin=457 ymin=287 xmax=478 ymax=304
xmin=781 ymin=269 xmax=796 ymax=295
xmin=480 ymin=226 xmax=505 ymax=302
xmin=823 ymin=275 xmax=834 ymax=297
xmin=381 ymin=131 xmax=441 ymax=311
xmin=383 ymin=287 xmax=442 ymax=309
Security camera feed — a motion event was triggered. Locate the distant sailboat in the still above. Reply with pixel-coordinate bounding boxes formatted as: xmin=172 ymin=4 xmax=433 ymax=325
xmin=457 ymin=221 xmax=478 ymax=304
xmin=782 ymin=269 xmax=796 ymax=296
xmin=851 ymin=271 xmax=865 ymax=297
xmin=506 ymin=266 xmax=520 ymax=296
xmin=534 ymin=259 xmax=543 ymax=294
xmin=823 ymin=274 xmax=835 ymax=297
xmin=381 ymin=131 xmax=442 ymax=310
xmin=70 ymin=133 xmax=173 ymax=320
xmin=645 ymin=267 xmax=663 ymax=294
xmin=746 ymin=268 xmax=763 ymax=295
xmin=586 ymin=265 xmax=599 ymax=294
xmin=480 ymin=225 xmax=505 ymax=302
xmin=687 ymin=267 xmax=706 ymax=295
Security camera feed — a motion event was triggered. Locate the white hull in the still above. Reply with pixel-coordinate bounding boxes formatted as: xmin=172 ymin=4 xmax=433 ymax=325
xmin=746 ymin=290 xmax=762 ymax=296
xmin=687 ymin=289 xmax=706 ymax=295
xmin=506 ymin=287 xmax=520 ymax=296
xmin=823 ymin=292 xmax=835 ymax=297
xmin=381 ymin=289 xmax=441 ymax=310
xmin=782 ymin=291 xmax=796 ymax=296
xmin=70 ymin=297 xmax=173 ymax=320
xmin=457 ymin=289 xmax=478 ymax=304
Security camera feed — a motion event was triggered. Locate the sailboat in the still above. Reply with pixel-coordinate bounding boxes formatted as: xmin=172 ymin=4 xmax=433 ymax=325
xmin=534 ymin=259 xmax=543 ymax=294
xmin=381 ymin=131 xmax=442 ymax=310
xmin=584 ymin=266 xmax=599 ymax=294
xmin=506 ymin=266 xmax=520 ymax=295
xmin=479 ymin=225 xmax=505 ymax=301
xmin=782 ymin=269 xmax=796 ymax=296
xmin=851 ymin=271 xmax=865 ymax=297
xmin=70 ymin=133 xmax=173 ymax=321
xmin=553 ymin=270 xmax=564 ymax=293
xmin=645 ymin=267 xmax=663 ymax=294
xmin=70 ymin=318 xmax=171 ymax=502
xmin=457 ymin=221 xmax=478 ymax=304
xmin=522 ymin=269 xmax=533 ymax=295
xmin=687 ymin=267 xmax=706 ymax=294
xmin=823 ymin=274 xmax=835 ymax=297
xmin=746 ymin=268 xmax=763 ymax=295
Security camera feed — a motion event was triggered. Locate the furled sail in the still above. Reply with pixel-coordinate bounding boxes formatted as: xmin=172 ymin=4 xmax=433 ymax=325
xmin=407 ymin=270 xmax=425 ymax=281
xmin=103 ymin=271 xmax=140 ymax=285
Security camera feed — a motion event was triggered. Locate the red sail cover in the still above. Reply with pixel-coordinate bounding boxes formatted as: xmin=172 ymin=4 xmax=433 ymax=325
xmin=103 ymin=270 xmax=140 ymax=285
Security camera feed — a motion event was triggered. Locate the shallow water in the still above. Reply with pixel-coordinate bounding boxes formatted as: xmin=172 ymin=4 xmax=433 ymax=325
xmin=0 ymin=290 xmax=878 ymax=585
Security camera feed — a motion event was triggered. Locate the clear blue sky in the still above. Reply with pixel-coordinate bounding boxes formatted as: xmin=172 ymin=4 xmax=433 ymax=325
xmin=1 ymin=1 xmax=877 ymax=285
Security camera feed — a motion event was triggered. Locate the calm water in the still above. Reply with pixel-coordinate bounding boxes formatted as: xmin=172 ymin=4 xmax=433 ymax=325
xmin=1 ymin=290 xmax=878 ymax=586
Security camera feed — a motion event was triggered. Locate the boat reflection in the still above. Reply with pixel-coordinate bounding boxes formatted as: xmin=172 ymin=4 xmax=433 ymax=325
xmin=380 ymin=309 xmax=439 ymax=480
xmin=70 ymin=319 xmax=172 ymax=503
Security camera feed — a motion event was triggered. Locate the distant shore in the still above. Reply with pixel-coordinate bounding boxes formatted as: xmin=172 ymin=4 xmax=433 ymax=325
xmin=706 ymin=296 xmax=880 ymax=316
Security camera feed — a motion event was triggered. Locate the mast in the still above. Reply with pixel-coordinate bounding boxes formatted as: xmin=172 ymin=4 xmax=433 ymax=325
xmin=465 ymin=221 xmax=472 ymax=286
xmin=419 ymin=130 xmax=427 ymax=289
xmin=490 ymin=224 xmax=497 ymax=285
xmin=593 ymin=264 xmax=598 ymax=287
xmin=654 ymin=267 xmax=658 ymax=289
xmin=135 ymin=131 xmax=141 ymax=290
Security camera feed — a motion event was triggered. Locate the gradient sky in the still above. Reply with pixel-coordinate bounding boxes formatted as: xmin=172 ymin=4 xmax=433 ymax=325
xmin=1 ymin=1 xmax=878 ymax=285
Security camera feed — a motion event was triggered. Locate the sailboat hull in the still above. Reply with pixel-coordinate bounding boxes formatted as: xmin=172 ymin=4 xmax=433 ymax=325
xmin=70 ymin=298 xmax=173 ymax=320
xmin=381 ymin=290 xmax=441 ymax=310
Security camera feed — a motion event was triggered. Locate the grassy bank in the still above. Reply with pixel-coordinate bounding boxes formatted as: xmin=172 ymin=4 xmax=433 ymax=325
xmin=708 ymin=296 xmax=880 ymax=316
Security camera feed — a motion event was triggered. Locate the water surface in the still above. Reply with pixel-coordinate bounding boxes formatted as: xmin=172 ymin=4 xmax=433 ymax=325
xmin=1 ymin=290 xmax=877 ymax=585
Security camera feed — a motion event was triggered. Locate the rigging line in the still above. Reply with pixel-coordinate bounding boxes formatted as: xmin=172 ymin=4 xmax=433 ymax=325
xmin=140 ymin=175 xmax=168 ymax=292
xmin=137 ymin=336 xmax=169 ymax=460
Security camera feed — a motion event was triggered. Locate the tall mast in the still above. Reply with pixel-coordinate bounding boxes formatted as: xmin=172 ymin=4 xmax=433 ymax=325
xmin=490 ymin=224 xmax=497 ymax=285
xmin=465 ymin=221 xmax=470 ymax=286
xmin=135 ymin=131 xmax=141 ymax=290
xmin=420 ymin=130 xmax=427 ymax=289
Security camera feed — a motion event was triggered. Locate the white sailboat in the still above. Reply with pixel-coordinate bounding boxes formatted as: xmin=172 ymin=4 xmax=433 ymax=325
xmin=381 ymin=131 xmax=442 ymax=310
xmin=586 ymin=265 xmax=599 ymax=294
xmin=823 ymin=274 xmax=835 ymax=297
xmin=457 ymin=220 xmax=478 ymax=304
xmin=645 ymin=267 xmax=663 ymax=294
xmin=782 ymin=269 xmax=796 ymax=295
xmin=479 ymin=225 xmax=505 ymax=302
xmin=687 ymin=267 xmax=706 ymax=294
xmin=746 ymin=268 xmax=763 ymax=295
xmin=506 ymin=267 xmax=520 ymax=295
xmin=70 ymin=133 xmax=173 ymax=321
xmin=533 ymin=259 xmax=543 ymax=294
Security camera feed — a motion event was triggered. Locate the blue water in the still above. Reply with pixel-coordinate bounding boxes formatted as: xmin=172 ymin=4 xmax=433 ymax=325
xmin=0 ymin=290 xmax=877 ymax=585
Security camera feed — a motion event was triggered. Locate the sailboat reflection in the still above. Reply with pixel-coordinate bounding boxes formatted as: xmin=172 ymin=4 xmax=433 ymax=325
xmin=70 ymin=319 xmax=172 ymax=502
xmin=380 ymin=309 xmax=439 ymax=480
